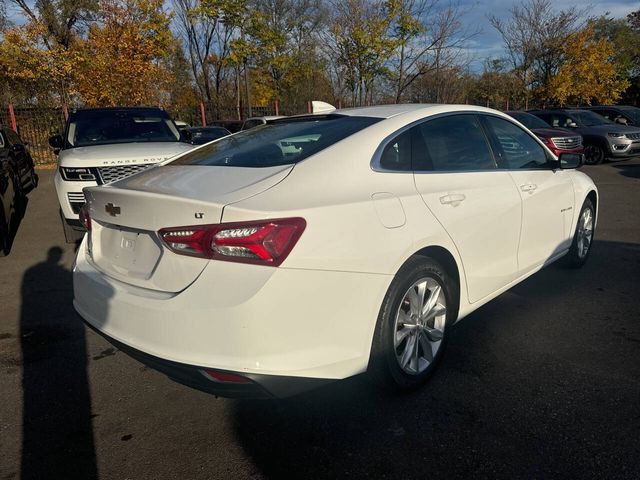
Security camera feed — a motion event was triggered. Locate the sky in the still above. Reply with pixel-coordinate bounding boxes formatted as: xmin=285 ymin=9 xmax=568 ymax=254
xmin=4 ymin=0 xmax=639 ymax=72
xmin=459 ymin=0 xmax=639 ymax=70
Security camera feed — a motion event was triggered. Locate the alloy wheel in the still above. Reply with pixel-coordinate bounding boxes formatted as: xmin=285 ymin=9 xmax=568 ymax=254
xmin=584 ymin=145 xmax=604 ymax=165
xmin=393 ymin=277 xmax=447 ymax=375
xmin=576 ymin=206 xmax=594 ymax=259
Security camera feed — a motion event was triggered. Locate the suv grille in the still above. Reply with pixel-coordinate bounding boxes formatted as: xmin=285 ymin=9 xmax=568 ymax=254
xmin=551 ymin=136 xmax=582 ymax=150
xmin=97 ymin=164 xmax=154 ymax=184
xmin=625 ymin=132 xmax=640 ymax=140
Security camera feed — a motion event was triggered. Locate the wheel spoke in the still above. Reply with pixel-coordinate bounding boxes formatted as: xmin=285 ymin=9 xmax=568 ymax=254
xmin=419 ymin=332 xmax=433 ymax=363
xmin=424 ymin=326 xmax=444 ymax=342
xmin=421 ymin=285 xmax=441 ymax=318
xmin=400 ymin=335 xmax=416 ymax=368
xmin=422 ymin=303 xmax=446 ymax=324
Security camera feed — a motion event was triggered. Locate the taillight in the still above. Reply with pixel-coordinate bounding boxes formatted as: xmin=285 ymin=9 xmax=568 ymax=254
xmin=79 ymin=204 xmax=91 ymax=230
xmin=159 ymin=217 xmax=306 ymax=266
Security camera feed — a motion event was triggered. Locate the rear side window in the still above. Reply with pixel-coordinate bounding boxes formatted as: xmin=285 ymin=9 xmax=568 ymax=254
xmin=379 ymin=130 xmax=412 ymax=171
xmin=483 ymin=116 xmax=549 ymax=169
xmin=413 ymin=115 xmax=496 ymax=171
xmin=172 ymin=115 xmax=381 ymax=168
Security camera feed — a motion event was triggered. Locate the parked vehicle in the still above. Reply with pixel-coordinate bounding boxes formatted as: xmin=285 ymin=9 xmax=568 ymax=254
xmin=74 ymin=105 xmax=597 ymax=398
xmin=209 ymin=120 xmax=243 ymax=133
xmin=240 ymin=115 xmax=286 ymax=131
xmin=583 ymin=105 xmax=640 ymax=127
xmin=51 ymin=107 xmax=195 ymax=243
xmin=0 ymin=152 xmax=17 ymax=255
xmin=174 ymin=120 xmax=191 ymax=131
xmin=529 ymin=108 xmax=640 ymax=165
xmin=0 ymin=127 xmax=38 ymax=196
xmin=505 ymin=111 xmax=583 ymax=157
xmin=187 ymin=126 xmax=231 ymax=145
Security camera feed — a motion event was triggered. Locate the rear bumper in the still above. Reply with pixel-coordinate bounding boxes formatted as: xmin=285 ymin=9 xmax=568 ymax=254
xmin=84 ymin=321 xmax=331 ymax=398
xmin=73 ymin=236 xmax=391 ymax=393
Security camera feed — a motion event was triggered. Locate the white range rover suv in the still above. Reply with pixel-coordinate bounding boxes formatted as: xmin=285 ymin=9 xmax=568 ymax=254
xmin=51 ymin=107 xmax=194 ymax=242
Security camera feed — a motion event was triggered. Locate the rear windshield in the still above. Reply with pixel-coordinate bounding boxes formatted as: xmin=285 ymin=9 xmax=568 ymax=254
xmin=171 ymin=114 xmax=381 ymax=167
xmin=66 ymin=110 xmax=181 ymax=148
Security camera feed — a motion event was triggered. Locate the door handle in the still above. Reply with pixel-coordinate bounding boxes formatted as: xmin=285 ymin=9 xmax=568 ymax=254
xmin=439 ymin=193 xmax=466 ymax=206
xmin=520 ymin=183 xmax=538 ymax=193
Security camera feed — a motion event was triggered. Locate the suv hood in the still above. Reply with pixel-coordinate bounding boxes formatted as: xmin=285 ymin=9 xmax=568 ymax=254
xmin=532 ymin=127 xmax=578 ymax=138
xmin=58 ymin=142 xmax=194 ymax=167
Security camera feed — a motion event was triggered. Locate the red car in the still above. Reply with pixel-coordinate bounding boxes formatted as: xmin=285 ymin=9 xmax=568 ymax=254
xmin=506 ymin=111 xmax=584 ymax=157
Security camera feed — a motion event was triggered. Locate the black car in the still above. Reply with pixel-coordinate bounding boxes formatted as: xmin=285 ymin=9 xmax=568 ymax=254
xmin=0 ymin=127 xmax=38 ymax=196
xmin=187 ymin=126 xmax=231 ymax=145
xmin=583 ymin=105 xmax=640 ymax=127
xmin=529 ymin=108 xmax=640 ymax=164
xmin=0 ymin=150 xmax=17 ymax=255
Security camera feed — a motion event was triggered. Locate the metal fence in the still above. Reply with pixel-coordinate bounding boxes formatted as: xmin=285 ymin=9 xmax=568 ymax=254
xmin=0 ymin=105 xmax=67 ymax=165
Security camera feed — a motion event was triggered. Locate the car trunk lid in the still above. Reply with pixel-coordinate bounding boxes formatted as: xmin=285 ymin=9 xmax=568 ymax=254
xmin=82 ymin=164 xmax=292 ymax=292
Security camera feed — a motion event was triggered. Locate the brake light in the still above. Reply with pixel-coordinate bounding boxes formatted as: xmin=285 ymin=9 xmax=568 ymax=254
xmin=79 ymin=204 xmax=91 ymax=230
xmin=159 ymin=217 xmax=306 ymax=266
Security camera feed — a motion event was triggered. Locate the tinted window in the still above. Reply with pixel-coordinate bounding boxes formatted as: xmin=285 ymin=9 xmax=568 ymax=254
xmin=570 ymin=110 xmax=611 ymax=126
xmin=379 ymin=130 xmax=412 ymax=171
xmin=172 ymin=115 xmax=380 ymax=168
xmin=413 ymin=115 xmax=495 ymax=171
xmin=67 ymin=110 xmax=180 ymax=147
xmin=508 ymin=112 xmax=551 ymax=130
xmin=484 ymin=116 xmax=549 ymax=169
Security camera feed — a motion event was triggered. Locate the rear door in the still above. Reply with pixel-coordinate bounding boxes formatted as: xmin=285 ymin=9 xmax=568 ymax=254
xmin=411 ymin=113 xmax=523 ymax=303
xmin=482 ymin=115 xmax=574 ymax=274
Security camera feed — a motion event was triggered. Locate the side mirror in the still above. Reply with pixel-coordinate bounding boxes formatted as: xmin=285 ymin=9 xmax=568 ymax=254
xmin=49 ymin=134 xmax=64 ymax=149
xmin=558 ymin=152 xmax=583 ymax=169
xmin=615 ymin=117 xmax=628 ymax=125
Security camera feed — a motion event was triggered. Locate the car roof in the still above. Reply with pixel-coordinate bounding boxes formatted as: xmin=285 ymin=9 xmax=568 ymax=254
xmin=333 ymin=104 xmax=517 ymax=120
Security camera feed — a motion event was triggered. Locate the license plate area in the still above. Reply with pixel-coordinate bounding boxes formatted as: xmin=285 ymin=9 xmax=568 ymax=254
xmin=92 ymin=222 xmax=162 ymax=280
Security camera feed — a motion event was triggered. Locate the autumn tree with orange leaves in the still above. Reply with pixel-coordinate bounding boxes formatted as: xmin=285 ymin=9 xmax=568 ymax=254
xmin=76 ymin=0 xmax=174 ymax=106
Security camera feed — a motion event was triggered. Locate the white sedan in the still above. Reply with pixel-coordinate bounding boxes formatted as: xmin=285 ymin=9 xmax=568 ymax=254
xmin=74 ymin=104 xmax=597 ymax=398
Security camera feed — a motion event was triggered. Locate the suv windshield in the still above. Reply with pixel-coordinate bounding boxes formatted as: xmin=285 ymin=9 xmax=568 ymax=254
xmin=172 ymin=114 xmax=381 ymax=168
xmin=571 ymin=110 xmax=613 ymax=127
xmin=618 ymin=106 xmax=640 ymax=123
xmin=508 ymin=112 xmax=551 ymax=130
xmin=67 ymin=110 xmax=181 ymax=148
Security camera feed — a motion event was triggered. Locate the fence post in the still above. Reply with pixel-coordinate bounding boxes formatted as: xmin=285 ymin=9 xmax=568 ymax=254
xmin=307 ymin=99 xmax=311 ymax=114
xmin=338 ymin=99 xmax=342 ymax=109
xmin=8 ymin=103 xmax=17 ymax=132
xmin=62 ymin=105 xmax=69 ymax=121
xmin=200 ymin=101 xmax=206 ymax=126
xmin=274 ymin=99 xmax=279 ymax=116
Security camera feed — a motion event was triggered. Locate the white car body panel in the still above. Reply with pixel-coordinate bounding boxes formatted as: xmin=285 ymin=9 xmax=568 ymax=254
xmin=73 ymin=104 xmax=598 ymax=391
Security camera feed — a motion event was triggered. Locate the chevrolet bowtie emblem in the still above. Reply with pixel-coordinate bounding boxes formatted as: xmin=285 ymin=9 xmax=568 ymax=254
xmin=105 ymin=203 xmax=121 ymax=216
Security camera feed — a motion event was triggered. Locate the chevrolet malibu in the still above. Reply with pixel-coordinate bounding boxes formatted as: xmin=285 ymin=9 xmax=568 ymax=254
xmin=74 ymin=105 xmax=598 ymax=398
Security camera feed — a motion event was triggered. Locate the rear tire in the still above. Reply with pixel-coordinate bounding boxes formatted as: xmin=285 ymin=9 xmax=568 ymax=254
xmin=583 ymin=144 xmax=605 ymax=165
xmin=60 ymin=208 xmax=85 ymax=244
xmin=564 ymin=198 xmax=595 ymax=268
xmin=368 ymin=256 xmax=458 ymax=390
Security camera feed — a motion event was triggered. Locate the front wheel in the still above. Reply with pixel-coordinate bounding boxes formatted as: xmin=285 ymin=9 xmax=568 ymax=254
xmin=583 ymin=144 xmax=605 ymax=165
xmin=564 ymin=198 xmax=595 ymax=268
xmin=369 ymin=256 xmax=458 ymax=390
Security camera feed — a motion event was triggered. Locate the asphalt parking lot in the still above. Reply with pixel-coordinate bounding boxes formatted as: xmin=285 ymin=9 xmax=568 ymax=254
xmin=1 ymin=160 xmax=639 ymax=480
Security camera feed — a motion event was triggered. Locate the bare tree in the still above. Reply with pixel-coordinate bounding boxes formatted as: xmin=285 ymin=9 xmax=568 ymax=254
xmin=489 ymin=0 xmax=584 ymax=108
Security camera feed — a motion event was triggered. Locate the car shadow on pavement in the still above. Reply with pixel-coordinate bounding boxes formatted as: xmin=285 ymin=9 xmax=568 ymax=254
xmin=231 ymin=239 xmax=640 ymax=479
xmin=20 ymin=247 xmax=98 ymax=480
xmin=612 ymin=163 xmax=640 ymax=179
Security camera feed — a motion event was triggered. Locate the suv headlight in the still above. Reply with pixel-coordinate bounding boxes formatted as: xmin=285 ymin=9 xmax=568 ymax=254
xmin=60 ymin=167 xmax=97 ymax=181
xmin=607 ymin=132 xmax=626 ymax=138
